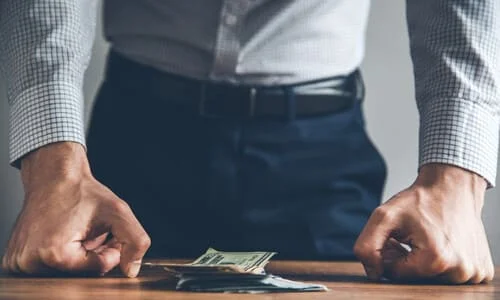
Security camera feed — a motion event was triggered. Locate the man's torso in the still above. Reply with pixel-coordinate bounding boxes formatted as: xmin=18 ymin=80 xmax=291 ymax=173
xmin=104 ymin=0 xmax=370 ymax=85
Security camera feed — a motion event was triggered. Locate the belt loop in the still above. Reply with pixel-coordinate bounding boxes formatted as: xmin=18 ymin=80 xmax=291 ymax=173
xmin=249 ymin=87 xmax=257 ymax=117
xmin=355 ymin=69 xmax=365 ymax=102
xmin=285 ymin=87 xmax=296 ymax=121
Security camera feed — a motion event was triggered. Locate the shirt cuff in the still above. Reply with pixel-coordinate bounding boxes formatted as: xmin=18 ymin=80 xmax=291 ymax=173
xmin=419 ymin=97 xmax=500 ymax=187
xmin=9 ymin=82 xmax=86 ymax=168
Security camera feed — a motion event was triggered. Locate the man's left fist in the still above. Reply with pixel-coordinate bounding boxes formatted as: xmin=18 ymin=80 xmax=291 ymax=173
xmin=354 ymin=163 xmax=494 ymax=284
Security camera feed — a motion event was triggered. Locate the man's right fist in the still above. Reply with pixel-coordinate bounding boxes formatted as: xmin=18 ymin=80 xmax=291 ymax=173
xmin=1 ymin=142 xmax=150 ymax=277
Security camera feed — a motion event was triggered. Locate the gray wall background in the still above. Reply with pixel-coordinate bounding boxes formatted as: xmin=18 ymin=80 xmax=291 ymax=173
xmin=1 ymin=2 xmax=499 ymax=262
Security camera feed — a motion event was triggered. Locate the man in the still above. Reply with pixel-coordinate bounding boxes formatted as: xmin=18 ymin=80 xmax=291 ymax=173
xmin=1 ymin=0 xmax=498 ymax=283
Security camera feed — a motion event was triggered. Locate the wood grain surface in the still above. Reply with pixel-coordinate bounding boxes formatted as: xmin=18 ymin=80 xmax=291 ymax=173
xmin=1 ymin=260 xmax=498 ymax=299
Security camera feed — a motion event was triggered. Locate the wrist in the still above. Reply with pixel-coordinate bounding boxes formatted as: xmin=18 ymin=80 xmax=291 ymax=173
xmin=414 ymin=163 xmax=486 ymax=209
xmin=416 ymin=163 xmax=487 ymax=190
xmin=21 ymin=142 xmax=91 ymax=191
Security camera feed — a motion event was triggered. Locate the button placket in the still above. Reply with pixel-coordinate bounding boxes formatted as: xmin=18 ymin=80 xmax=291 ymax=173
xmin=209 ymin=1 xmax=249 ymax=81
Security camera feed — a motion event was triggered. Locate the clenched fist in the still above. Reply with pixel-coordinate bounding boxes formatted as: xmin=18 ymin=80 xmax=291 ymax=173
xmin=354 ymin=163 xmax=494 ymax=284
xmin=1 ymin=142 xmax=151 ymax=277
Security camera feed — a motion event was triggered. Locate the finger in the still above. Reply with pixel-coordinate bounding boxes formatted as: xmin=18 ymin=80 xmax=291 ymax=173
xmin=39 ymin=243 xmax=120 ymax=275
xmin=15 ymin=253 xmax=55 ymax=275
xmin=106 ymin=237 xmax=123 ymax=252
xmin=2 ymin=253 xmax=18 ymax=274
xmin=435 ymin=262 xmax=474 ymax=284
xmin=7 ymin=250 xmax=21 ymax=274
xmin=481 ymin=242 xmax=495 ymax=283
xmin=104 ymin=200 xmax=151 ymax=278
xmin=3 ymin=253 xmax=13 ymax=273
xmin=3 ymin=232 xmax=18 ymax=273
xmin=83 ymin=232 xmax=109 ymax=251
xmin=468 ymin=269 xmax=484 ymax=285
xmin=354 ymin=206 xmax=401 ymax=280
xmin=91 ymin=245 xmax=121 ymax=275
xmin=386 ymin=246 xmax=457 ymax=283
xmin=380 ymin=238 xmax=425 ymax=282
xmin=484 ymin=259 xmax=495 ymax=282
xmin=1 ymin=254 xmax=7 ymax=271
xmin=381 ymin=238 xmax=410 ymax=264
xmin=2 ymin=246 xmax=12 ymax=272
xmin=90 ymin=237 xmax=122 ymax=275
xmin=384 ymin=255 xmax=427 ymax=282
xmin=485 ymin=269 xmax=495 ymax=283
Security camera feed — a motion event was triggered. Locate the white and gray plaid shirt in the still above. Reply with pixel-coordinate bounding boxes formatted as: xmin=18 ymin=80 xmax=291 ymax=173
xmin=1 ymin=1 xmax=499 ymax=185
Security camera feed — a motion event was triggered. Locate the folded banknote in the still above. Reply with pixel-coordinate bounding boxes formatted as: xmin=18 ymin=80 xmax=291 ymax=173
xmin=142 ymin=248 xmax=328 ymax=293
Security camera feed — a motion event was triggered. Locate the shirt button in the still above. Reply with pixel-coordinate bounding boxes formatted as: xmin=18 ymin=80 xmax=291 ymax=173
xmin=225 ymin=14 xmax=238 ymax=26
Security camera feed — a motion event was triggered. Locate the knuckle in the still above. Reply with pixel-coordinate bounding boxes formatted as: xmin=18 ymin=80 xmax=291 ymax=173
xmin=15 ymin=254 xmax=32 ymax=273
xmin=483 ymin=260 xmax=495 ymax=282
xmin=39 ymin=246 xmax=72 ymax=268
xmin=16 ymin=250 xmax=44 ymax=274
xmin=475 ymin=271 xmax=485 ymax=284
xmin=455 ymin=263 xmax=475 ymax=284
xmin=3 ymin=253 xmax=17 ymax=273
xmin=468 ymin=272 xmax=483 ymax=285
xmin=136 ymin=234 xmax=151 ymax=251
xmin=110 ymin=199 xmax=131 ymax=214
xmin=431 ymin=260 xmax=449 ymax=276
xmin=373 ymin=206 xmax=397 ymax=223
xmin=425 ymin=252 xmax=451 ymax=275
xmin=127 ymin=233 xmax=151 ymax=254
xmin=485 ymin=268 xmax=495 ymax=282
xmin=353 ymin=241 xmax=368 ymax=259
xmin=8 ymin=262 xmax=19 ymax=274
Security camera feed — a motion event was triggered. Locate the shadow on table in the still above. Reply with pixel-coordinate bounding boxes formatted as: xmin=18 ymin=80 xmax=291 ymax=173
xmin=279 ymin=274 xmax=367 ymax=283
xmin=127 ymin=274 xmax=369 ymax=292
xmin=100 ymin=279 xmax=178 ymax=292
xmin=102 ymin=274 xmax=369 ymax=292
xmin=140 ymin=279 xmax=179 ymax=290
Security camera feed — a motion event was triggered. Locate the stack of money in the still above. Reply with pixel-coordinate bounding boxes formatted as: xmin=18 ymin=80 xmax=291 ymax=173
xmin=143 ymin=248 xmax=328 ymax=293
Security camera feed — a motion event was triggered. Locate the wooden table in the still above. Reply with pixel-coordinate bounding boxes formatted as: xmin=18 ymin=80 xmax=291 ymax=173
xmin=1 ymin=260 xmax=499 ymax=299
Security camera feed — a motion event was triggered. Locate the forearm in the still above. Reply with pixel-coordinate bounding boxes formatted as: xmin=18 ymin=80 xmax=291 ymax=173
xmin=20 ymin=142 xmax=91 ymax=194
xmin=406 ymin=0 xmax=500 ymax=186
xmin=0 ymin=0 xmax=98 ymax=167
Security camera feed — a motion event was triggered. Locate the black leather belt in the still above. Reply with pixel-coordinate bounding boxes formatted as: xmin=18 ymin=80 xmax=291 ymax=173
xmin=106 ymin=51 xmax=364 ymax=119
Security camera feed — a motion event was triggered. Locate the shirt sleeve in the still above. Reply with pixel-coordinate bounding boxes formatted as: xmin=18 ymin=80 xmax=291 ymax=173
xmin=0 ymin=0 xmax=98 ymax=168
xmin=406 ymin=0 xmax=500 ymax=186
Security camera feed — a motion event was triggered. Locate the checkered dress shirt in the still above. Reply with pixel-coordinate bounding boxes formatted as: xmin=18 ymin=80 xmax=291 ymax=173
xmin=1 ymin=1 xmax=499 ymax=186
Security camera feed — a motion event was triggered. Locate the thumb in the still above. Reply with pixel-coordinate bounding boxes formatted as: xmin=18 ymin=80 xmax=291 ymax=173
xmin=383 ymin=239 xmax=450 ymax=282
xmin=354 ymin=206 xmax=402 ymax=280
xmin=104 ymin=200 xmax=151 ymax=278
xmin=90 ymin=243 xmax=121 ymax=275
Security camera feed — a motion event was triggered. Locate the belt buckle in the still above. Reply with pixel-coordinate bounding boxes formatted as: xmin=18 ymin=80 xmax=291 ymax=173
xmin=248 ymin=87 xmax=257 ymax=118
xmin=199 ymin=84 xmax=258 ymax=118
